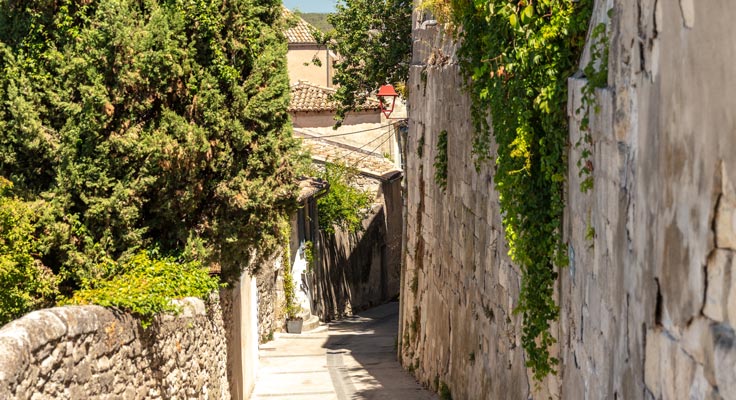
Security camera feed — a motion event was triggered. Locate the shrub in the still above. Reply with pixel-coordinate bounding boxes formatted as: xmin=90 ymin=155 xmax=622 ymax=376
xmin=0 ymin=177 xmax=58 ymax=326
xmin=66 ymin=251 xmax=220 ymax=327
xmin=283 ymin=267 xmax=300 ymax=320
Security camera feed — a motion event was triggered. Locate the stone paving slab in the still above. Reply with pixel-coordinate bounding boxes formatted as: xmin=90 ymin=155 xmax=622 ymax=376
xmin=250 ymin=302 xmax=436 ymax=400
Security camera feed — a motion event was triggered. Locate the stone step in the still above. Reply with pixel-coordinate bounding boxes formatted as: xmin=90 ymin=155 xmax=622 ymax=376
xmin=302 ymin=314 xmax=321 ymax=332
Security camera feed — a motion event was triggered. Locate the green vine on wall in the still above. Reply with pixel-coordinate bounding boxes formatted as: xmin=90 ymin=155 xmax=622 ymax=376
xmin=445 ymin=0 xmax=594 ymax=380
xmin=433 ymin=130 xmax=449 ymax=191
xmin=576 ymin=19 xmax=610 ymax=193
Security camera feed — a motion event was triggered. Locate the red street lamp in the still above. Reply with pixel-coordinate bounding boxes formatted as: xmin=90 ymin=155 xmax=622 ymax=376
xmin=377 ymin=84 xmax=399 ymax=119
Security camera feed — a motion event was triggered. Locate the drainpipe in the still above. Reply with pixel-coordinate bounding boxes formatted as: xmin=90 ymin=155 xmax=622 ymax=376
xmin=325 ymin=45 xmax=330 ymax=87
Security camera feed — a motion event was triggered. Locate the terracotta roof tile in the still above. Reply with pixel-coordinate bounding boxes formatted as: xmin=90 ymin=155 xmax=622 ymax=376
xmin=283 ymin=8 xmax=318 ymax=44
xmin=288 ymin=81 xmax=380 ymax=113
xmin=300 ymin=137 xmax=401 ymax=180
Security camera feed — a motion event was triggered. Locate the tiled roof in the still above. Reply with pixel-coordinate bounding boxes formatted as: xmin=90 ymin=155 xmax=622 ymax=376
xmin=283 ymin=8 xmax=318 ymax=44
xmin=299 ymin=136 xmax=402 ymax=181
xmin=297 ymin=177 xmax=329 ymax=202
xmin=288 ymin=81 xmax=380 ymax=113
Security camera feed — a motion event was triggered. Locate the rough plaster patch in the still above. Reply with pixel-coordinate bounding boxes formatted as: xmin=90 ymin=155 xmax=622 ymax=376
xmin=679 ymin=0 xmax=695 ymax=28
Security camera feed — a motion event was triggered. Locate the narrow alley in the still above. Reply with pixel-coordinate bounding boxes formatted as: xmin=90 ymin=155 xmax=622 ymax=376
xmin=251 ymin=302 xmax=436 ymax=400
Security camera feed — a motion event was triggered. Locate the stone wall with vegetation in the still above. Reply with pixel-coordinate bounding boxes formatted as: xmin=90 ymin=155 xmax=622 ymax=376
xmin=0 ymin=295 xmax=229 ymax=399
xmin=402 ymin=1 xmax=736 ymax=399
xmin=399 ymin=21 xmax=530 ymax=399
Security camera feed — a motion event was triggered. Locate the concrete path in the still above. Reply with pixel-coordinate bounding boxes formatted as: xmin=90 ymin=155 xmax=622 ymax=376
xmin=250 ymin=302 xmax=436 ymax=400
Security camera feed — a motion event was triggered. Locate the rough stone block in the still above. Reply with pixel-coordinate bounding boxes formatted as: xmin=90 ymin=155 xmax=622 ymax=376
xmin=681 ymin=317 xmax=716 ymax=385
xmin=704 ymin=250 xmax=732 ymax=322
xmin=714 ymin=324 xmax=736 ymax=396
xmin=716 ymin=197 xmax=736 ymax=250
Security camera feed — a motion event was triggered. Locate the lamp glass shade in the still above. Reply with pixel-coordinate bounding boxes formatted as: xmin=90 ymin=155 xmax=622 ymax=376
xmin=377 ymin=84 xmax=399 ymax=118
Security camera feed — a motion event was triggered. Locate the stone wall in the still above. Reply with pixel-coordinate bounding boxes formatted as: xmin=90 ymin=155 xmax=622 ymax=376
xmin=314 ymin=177 xmax=403 ymax=321
xmin=0 ymin=295 xmax=230 ymax=400
xmin=399 ymin=19 xmax=530 ymax=399
xmin=401 ymin=1 xmax=736 ymax=399
xmin=254 ymin=252 xmax=286 ymax=341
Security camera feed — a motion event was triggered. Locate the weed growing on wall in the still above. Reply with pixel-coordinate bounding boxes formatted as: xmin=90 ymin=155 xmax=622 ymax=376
xmin=442 ymin=0 xmax=594 ymax=380
xmin=433 ymin=130 xmax=449 ymax=191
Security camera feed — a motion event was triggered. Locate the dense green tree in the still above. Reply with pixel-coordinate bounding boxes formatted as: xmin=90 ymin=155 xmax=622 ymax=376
xmin=327 ymin=0 xmax=411 ymax=123
xmin=0 ymin=0 xmax=305 ymax=294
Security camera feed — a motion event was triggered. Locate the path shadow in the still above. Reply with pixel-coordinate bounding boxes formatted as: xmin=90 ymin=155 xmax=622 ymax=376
xmin=321 ymin=302 xmax=437 ymax=400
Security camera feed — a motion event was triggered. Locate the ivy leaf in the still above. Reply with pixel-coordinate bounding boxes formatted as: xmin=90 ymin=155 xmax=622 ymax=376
xmin=509 ymin=13 xmax=519 ymax=28
xmin=521 ymin=6 xmax=535 ymax=25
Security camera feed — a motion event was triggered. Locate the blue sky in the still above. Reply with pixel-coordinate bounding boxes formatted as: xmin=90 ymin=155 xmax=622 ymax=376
xmin=283 ymin=0 xmax=337 ymax=13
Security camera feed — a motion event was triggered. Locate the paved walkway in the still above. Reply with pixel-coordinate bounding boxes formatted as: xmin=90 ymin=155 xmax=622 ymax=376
xmin=251 ymin=302 xmax=436 ymax=400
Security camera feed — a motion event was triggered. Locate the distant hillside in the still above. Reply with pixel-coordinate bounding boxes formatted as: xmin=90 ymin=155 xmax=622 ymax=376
xmin=297 ymin=12 xmax=334 ymax=34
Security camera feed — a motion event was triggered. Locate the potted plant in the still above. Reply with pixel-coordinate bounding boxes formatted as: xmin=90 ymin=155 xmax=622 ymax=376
xmin=284 ymin=268 xmax=303 ymax=333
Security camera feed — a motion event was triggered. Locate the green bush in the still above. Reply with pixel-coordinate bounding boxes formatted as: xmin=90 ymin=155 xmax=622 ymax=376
xmin=66 ymin=251 xmax=220 ymax=327
xmin=317 ymin=163 xmax=372 ymax=234
xmin=0 ymin=0 xmax=305 ymax=288
xmin=0 ymin=177 xmax=58 ymax=326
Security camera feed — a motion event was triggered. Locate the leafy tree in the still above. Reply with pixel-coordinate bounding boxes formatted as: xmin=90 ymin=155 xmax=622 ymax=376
xmin=328 ymin=0 xmax=411 ymax=123
xmin=0 ymin=0 xmax=305 ymax=296
xmin=317 ymin=162 xmax=372 ymax=234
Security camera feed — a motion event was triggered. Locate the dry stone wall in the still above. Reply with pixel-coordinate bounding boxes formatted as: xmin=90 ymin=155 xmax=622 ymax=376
xmin=0 ymin=295 xmax=229 ymax=400
xmin=401 ymin=1 xmax=736 ymax=399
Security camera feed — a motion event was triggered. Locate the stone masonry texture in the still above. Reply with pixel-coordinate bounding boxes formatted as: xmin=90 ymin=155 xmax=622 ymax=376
xmin=0 ymin=295 xmax=230 ymax=400
xmin=401 ymin=1 xmax=736 ymax=399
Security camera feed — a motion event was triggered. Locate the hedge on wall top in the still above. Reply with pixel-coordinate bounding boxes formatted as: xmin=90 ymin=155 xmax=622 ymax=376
xmin=0 ymin=0 xmax=306 ymax=288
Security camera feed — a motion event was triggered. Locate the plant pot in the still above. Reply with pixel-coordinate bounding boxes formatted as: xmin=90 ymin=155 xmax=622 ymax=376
xmin=286 ymin=318 xmax=303 ymax=334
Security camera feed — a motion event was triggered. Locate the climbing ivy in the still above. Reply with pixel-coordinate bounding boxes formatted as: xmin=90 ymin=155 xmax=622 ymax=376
xmin=576 ymin=20 xmax=610 ymax=193
xmin=446 ymin=0 xmax=593 ymax=380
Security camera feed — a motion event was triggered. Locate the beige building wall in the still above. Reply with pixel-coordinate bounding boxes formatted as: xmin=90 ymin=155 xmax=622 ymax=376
xmin=292 ymin=110 xmax=381 ymax=128
xmin=226 ymin=274 xmax=259 ymax=400
xmin=287 ymin=46 xmax=335 ymax=87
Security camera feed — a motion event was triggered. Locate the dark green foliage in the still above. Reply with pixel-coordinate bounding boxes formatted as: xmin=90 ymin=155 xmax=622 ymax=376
xmin=0 ymin=178 xmax=59 ymax=326
xmin=317 ymin=162 xmax=372 ymax=235
xmin=433 ymin=130 xmax=448 ymax=191
xmin=328 ymin=0 xmax=412 ymax=123
xmin=0 ymin=0 xmax=304 ymax=293
xmin=448 ymin=0 xmax=593 ymax=380
xmin=438 ymin=381 xmax=452 ymax=400
xmin=66 ymin=251 xmax=220 ymax=328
